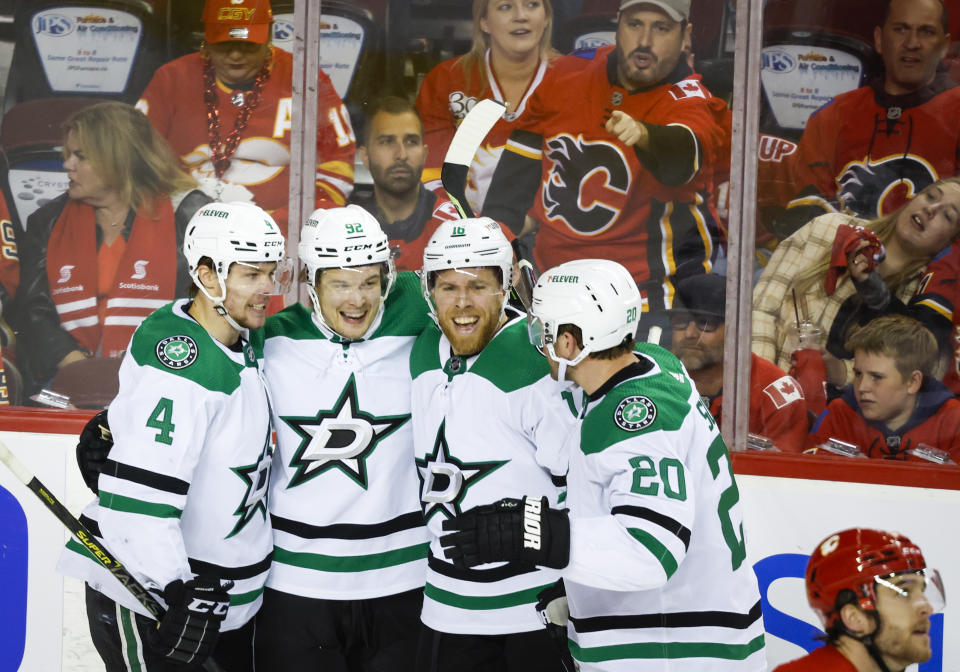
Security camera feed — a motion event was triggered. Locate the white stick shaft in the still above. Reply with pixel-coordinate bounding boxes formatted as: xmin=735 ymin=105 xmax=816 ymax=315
xmin=0 ymin=438 xmax=34 ymax=485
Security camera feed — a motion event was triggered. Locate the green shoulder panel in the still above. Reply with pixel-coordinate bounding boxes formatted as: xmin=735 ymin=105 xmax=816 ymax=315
xmin=374 ymin=271 xmax=431 ymax=338
xmin=130 ymin=303 xmax=244 ymax=395
xmin=581 ymin=346 xmax=695 ymax=455
xmin=264 ymin=303 xmax=323 ymax=342
xmin=468 ymin=318 xmax=550 ymax=393
xmin=410 ymin=322 xmax=443 ymax=379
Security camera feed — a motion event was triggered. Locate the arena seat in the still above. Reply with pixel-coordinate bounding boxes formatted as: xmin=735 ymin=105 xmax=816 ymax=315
xmin=3 ymin=0 xmax=165 ymax=114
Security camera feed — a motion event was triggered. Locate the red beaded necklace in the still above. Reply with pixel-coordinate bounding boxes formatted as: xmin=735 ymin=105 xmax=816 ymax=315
xmin=203 ymin=53 xmax=271 ymax=178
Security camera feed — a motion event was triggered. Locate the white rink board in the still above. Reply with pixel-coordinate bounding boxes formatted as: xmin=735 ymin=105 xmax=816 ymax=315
xmin=0 ymin=429 xmax=957 ymax=671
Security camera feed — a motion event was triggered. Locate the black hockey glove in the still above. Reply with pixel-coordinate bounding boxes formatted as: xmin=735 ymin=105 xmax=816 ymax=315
xmin=536 ymin=579 xmax=577 ymax=672
xmin=440 ymin=496 xmax=570 ymax=569
xmin=77 ymin=410 xmax=113 ymax=494
xmin=146 ymin=577 xmax=231 ymax=666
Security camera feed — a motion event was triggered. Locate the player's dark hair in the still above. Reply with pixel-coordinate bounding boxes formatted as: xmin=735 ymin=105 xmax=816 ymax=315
xmin=189 ymin=256 xmax=215 ymax=298
xmin=823 ymin=588 xmax=867 ymax=645
xmin=558 ymin=324 xmax=635 ymax=360
xmin=880 ymin=0 xmax=948 ymax=33
xmin=362 ymin=96 xmax=423 ymax=146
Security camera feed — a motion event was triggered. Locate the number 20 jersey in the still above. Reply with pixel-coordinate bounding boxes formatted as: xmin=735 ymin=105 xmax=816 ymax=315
xmin=563 ymin=343 xmax=765 ymax=671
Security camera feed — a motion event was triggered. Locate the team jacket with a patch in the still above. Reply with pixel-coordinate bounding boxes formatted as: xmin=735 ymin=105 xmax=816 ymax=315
xmin=785 ymin=75 xmax=960 ymax=220
xmin=58 ymin=300 xmax=273 ymax=632
xmin=563 ymin=343 xmax=765 ymax=671
xmin=809 ymin=380 xmax=960 ymax=460
xmin=255 ymin=272 xmax=431 ymax=599
xmin=137 ymin=48 xmax=355 ymax=229
xmin=907 ymin=243 xmax=960 ymax=395
xmin=410 ymin=313 xmax=574 ymax=634
xmin=707 ymin=353 xmax=808 ymax=453
xmin=484 ymin=45 xmax=727 ymax=311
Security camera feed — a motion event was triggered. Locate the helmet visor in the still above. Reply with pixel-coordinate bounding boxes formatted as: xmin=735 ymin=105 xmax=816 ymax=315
xmin=875 ymin=569 xmax=946 ymax=614
xmin=527 ymin=313 xmax=549 ymax=356
xmin=233 ymin=258 xmax=294 ymax=296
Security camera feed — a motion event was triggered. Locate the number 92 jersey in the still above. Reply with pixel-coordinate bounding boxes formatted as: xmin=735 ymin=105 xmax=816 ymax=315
xmin=563 ymin=342 xmax=765 ymax=671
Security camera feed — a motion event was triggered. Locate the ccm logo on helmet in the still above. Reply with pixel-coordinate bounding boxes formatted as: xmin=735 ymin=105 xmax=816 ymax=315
xmin=263 ymin=240 xmax=283 ymax=247
xmin=523 ymin=497 xmax=542 ymax=550
xmin=344 ymin=244 xmax=374 ymax=251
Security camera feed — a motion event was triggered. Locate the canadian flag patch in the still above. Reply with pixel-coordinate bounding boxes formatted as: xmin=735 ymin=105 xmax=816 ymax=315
xmin=669 ymin=79 xmax=706 ymax=100
xmin=763 ymin=375 xmax=805 ymax=409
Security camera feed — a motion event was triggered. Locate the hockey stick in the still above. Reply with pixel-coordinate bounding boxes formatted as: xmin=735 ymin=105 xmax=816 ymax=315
xmin=440 ymin=99 xmax=539 ymax=309
xmin=0 ymin=439 xmax=225 ymax=672
xmin=441 ymin=98 xmax=505 ymax=220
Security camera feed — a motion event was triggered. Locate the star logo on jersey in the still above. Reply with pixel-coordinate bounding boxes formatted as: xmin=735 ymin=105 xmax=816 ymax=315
xmin=614 ymin=395 xmax=657 ymax=432
xmin=281 ymin=375 xmax=409 ymax=489
xmin=415 ymin=421 xmax=507 ymax=521
xmin=227 ymin=429 xmax=272 ymax=538
xmin=156 ymin=336 xmax=198 ymax=369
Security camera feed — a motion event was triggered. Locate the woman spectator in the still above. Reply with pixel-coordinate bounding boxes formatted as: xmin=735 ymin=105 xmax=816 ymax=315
xmin=15 ymin=102 xmax=210 ymax=397
xmin=752 ymin=177 xmax=960 ymax=390
xmin=415 ymin=0 xmax=584 ymax=215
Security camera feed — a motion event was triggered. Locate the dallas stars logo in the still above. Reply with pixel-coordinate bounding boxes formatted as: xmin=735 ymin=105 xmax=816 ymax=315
xmin=281 ymin=375 xmax=409 ymax=489
xmin=228 ymin=429 xmax=272 ymax=538
xmin=416 ymin=421 xmax=507 ymax=521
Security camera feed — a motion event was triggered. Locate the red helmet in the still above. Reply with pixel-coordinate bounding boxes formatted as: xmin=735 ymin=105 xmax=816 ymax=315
xmin=806 ymin=528 xmax=926 ymax=629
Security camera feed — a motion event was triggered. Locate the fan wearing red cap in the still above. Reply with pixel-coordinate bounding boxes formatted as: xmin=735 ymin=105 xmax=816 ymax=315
xmin=774 ymin=528 xmax=945 ymax=672
xmin=136 ymin=0 xmax=356 ymax=235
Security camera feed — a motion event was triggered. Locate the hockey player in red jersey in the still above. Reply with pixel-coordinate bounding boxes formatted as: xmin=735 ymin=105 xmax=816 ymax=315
xmin=809 ymin=315 xmax=960 ymax=461
xmin=484 ymin=0 xmax=727 ymax=327
xmin=348 ymin=97 xmax=462 ymax=272
xmin=775 ymin=528 xmax=944 ymax=672
xmin=137 ymin=0 xmax=355 ymax=235
xmin=778 ymin=0 xmax=960 ymax=235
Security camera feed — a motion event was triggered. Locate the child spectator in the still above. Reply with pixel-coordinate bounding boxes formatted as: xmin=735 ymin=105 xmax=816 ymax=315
xmin=810 ymin=315 xmax=960 ymax=461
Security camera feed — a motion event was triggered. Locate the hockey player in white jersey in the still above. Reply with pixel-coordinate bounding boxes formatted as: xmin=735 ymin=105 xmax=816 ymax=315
xmin=412 ymin=217 xmax=577 ymax=671
xmin=58 ymin=202 xmax=288 ymax=672
xmin=442 ymin=259 xmax=767 ymax=671
xmin=252 ymin=204 xmax=430 ymax=671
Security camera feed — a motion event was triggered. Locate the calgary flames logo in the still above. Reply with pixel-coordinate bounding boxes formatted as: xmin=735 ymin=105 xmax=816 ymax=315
xmin=541 ymin=134 xmax=631 ymax=235
xmin=836 ymin=156 xmax=936 ymax=218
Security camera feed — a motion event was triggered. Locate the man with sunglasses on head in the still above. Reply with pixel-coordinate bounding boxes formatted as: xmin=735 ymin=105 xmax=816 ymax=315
xmin=775 ymin=528 xmax=945 ymax=672
xmin=669 ymin=273 xmax=808 ymax=453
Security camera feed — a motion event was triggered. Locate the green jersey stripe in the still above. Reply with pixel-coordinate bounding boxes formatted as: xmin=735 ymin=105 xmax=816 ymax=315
xmin=98 ymin=491 xmax=182 ymax=519
xmin=230 ymin=587 xmax=264 ymax=607
xmin=273 ymin=542 xmax=429 ymax=572
xmin=119 ymin=607 xmax=145 ymax=671
xmin=627 ymin=527 xmax=679 ymax=578
xmin=569 ymin=633 xmax=766 ymax=663
xmin=424 ymin=581 xmax=555 ymax=610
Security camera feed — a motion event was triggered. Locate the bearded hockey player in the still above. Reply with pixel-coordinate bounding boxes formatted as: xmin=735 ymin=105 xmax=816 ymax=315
xmin=59 ymin=202 xmax=287 ymax=672
xmin=411 ymin=217 xmax=576 ymax=671
xmin=253 ymin=204 xmax=429 ymax=671
xmin=443 ymin=258 xmax=766 ymax=671
xmin=775 ymin=528 xmax=944 ymax=672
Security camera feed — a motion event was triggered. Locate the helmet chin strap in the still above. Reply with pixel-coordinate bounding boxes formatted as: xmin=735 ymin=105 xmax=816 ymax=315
xmin=198 ymin=278 xmax=247 ymax=335
xmin=842 ymin=616 xmax=897 ymax=672
xmin=306 ymin=283 xmax=386 ymax=342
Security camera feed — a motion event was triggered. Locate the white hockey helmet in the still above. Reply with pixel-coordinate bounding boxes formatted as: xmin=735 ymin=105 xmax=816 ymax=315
xmin=529 ymin=259 xmax=641 ymax=367
xmin=183 ymin=201 xmax=289 ymax=329
xmin=421 ymin=217 xmax=514 ymax=320
xmin=299 ymin=205 xmax=397 ymax=337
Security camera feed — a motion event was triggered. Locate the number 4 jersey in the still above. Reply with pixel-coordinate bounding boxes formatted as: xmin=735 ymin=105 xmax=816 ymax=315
xmin=58 ymin=300 xmax=274 ymax=632
xmin=563 ymin=343 xmax=765 ymax=671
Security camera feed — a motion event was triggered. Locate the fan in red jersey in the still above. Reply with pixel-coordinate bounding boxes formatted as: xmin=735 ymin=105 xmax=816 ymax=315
xmin=136 ymin=0 xmax=356 ymax=236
